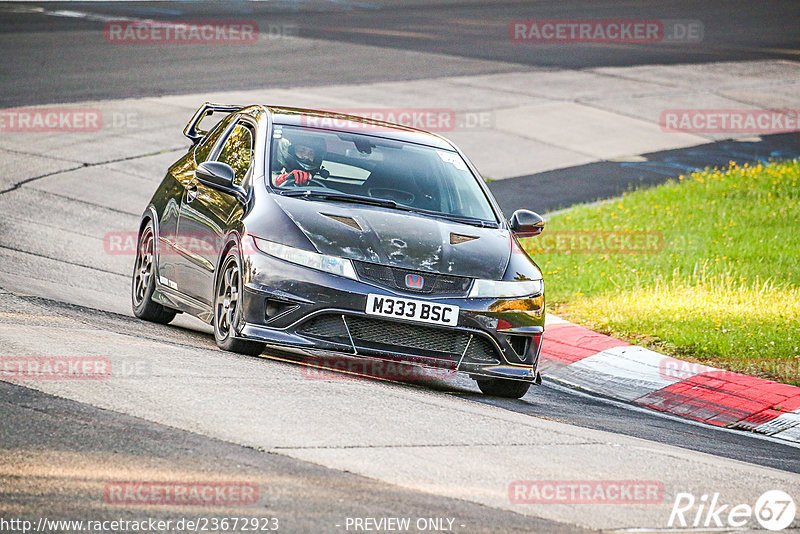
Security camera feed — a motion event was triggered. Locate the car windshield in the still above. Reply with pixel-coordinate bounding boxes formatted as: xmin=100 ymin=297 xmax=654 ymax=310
xmin=269 ymin=125 xmax=497 ymax=223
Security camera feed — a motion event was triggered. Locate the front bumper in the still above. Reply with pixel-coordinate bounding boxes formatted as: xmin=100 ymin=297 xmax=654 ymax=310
xmin=237 ymin=248 xmax=545 ymax=383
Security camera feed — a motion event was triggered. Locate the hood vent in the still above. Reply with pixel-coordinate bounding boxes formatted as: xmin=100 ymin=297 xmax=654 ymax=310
xmin=321 ymin=213 xmax=362 ymax=231
xmin=450 ymin=232 xmax=479 ymax=245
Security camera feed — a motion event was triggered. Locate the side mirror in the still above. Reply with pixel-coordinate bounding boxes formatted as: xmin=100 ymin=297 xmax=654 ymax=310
xmin=509 ymin=209 xmax=545 ymax=237
xmin=196 ymin=161 xmax=235 ymax=188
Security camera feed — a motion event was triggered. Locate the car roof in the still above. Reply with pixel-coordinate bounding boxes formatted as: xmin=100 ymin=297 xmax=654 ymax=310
xmin=246 ymin=105 xmax=457 ymax=151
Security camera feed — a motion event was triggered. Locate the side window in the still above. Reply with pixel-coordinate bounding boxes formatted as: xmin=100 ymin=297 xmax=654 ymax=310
xmin=216 ymin=124 xmax=254 ymax=186
xmin=194 ymin=118 xmax=229 ymax=163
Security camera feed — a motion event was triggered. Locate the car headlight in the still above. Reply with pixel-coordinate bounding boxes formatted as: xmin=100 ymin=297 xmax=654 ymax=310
xmin=252 ymin=237 xmax=357 ymax=280
xmin=469 ymin=279 xmax=543 ymax=298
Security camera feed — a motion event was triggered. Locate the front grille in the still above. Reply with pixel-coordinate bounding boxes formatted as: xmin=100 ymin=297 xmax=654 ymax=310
xmin=347 ymin=316 xmax=467 ymax=353
xmin=298 ymin=314 xmax=500 ymax=364
xmin=353 ymin=261 xmax=472 ymax=296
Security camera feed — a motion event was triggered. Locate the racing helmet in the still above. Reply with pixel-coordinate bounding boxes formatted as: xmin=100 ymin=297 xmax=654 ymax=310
xmin=277 ymin=132 xmax=327 ymax=173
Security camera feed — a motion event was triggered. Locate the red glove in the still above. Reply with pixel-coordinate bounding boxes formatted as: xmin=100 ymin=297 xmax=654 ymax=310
xmin=275 ymin=169 xmax=311 ymax=187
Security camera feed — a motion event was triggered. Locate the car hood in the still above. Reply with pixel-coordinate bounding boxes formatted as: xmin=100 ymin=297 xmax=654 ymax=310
xmin=273 ymin=196 xmax=510 ymax=280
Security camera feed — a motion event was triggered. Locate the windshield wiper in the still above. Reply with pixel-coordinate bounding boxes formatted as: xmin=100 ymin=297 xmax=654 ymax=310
xmin=279 ymin=190 xmax=398 ymax=209
xmin=402 ymin=208 xmax=499 ymax=228
xmin=279 ymin=190 xmax=498 ymax=228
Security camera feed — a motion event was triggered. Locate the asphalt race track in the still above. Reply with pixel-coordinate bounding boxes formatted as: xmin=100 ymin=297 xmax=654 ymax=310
xmin=2 ymin=1 xmax=800 ymax=106
xmin=1 ymin=1 xmax=800 ymax=533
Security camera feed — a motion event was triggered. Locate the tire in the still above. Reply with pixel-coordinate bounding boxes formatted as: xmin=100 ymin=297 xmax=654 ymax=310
xmin=475 ymin=377 xmax=531 ymax=399
xmin=132 ymin=221 xmax=177 ymax=324
xmin=213 ymin=246 xmax=266 ymax=356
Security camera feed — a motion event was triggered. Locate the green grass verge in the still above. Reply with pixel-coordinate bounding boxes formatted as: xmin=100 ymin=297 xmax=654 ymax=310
xmin=521 ymin=160 xmax=800 ymax=386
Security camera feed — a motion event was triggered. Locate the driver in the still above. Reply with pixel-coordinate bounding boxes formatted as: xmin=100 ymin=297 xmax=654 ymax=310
xmin=273 ymin=133 xmax=327 ymax=187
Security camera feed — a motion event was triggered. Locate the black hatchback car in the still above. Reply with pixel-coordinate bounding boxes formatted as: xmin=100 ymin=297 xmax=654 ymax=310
xmin=132 ymin=103 xmax=546 ymax=398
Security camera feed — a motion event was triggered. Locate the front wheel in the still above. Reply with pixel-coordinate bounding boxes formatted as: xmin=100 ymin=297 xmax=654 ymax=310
xmin=213 ymin=247 xmax=266 ymax=356
xmin=132 ymin=221 xmax=177 ymax=324
xmin=475 ymin=377 xmax=531 ymax=399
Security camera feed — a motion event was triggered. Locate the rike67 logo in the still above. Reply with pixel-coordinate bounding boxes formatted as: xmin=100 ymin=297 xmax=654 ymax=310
xmin=669 ymin=490 xmax=796 ymax=531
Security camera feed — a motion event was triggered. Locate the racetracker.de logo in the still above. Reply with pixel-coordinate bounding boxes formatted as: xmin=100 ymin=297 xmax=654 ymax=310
xmin=104 ymin=231 xmax=258 ymax=257
xmin=300 ymin=109 xmax=458 ymax=132
xmin=104 ymin=20 xmax=258 ymax=44
xmin=527 ymin=231 xmax=663 ymax=255
xmin=659 ymin=358 xmax=715 ymax=380
xmin=0 ymin=356 xmax=111 ymax=380
xmin=0 ymin=108 xmax=101 ymax=132
xmin=509 ymin=480 xmax=664 ymax=504
xmin=509 ymin=19 xmax=702 ymax=43
xmin=660 ymin=109 xmax=800 ymax=134
xmin=659 ymin=357 xmax=800 ymax=382
xmin=104 ymin=482 xmax=259 ymax=506
xmin=300 ymin=355 xmax=456 ymax=381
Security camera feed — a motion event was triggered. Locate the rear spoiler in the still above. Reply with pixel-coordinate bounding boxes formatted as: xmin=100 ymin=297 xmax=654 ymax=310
xmin=183 ymin=102 xmax=242 ymax=143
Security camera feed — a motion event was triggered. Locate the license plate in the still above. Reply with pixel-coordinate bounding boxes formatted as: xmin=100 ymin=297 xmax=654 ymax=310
xmin=365 ymin=294 xmax=459 ymax=326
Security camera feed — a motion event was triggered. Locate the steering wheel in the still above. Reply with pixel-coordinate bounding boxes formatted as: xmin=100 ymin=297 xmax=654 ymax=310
xmin=281 ymin=173 xmax=327 ymax=188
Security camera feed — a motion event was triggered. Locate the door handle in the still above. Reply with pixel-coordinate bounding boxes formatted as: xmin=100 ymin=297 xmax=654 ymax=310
xmin=186 ymin=185 xmax=198 ymax=203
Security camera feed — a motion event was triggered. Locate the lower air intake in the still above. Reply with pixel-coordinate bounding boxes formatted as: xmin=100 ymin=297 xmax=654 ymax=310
xmin=298 ymin=314 xmax=500 ymax=364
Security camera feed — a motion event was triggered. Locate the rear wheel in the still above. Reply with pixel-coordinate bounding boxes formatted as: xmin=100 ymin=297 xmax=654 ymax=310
xmin=132 ymin=221 xmax=177 ymax=324
xmin=214 ymin=247 xmax=266 ymax=356
xmin=476 ymin=377 xmax=531 ymax=399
